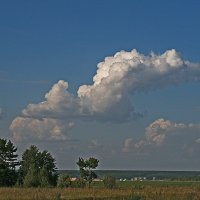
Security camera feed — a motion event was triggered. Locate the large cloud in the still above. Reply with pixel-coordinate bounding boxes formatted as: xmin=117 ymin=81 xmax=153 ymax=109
xmin=17 ymin=49 xmax=200 ymax=121
xmin=10 ymin=49 xmax=200 ymax=141
xmin=123 ymin=118 xmax=200 ymax=153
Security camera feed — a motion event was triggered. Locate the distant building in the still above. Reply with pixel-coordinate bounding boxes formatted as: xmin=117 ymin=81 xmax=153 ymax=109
xmin=70 ymin=177 xmax=78 ymax=181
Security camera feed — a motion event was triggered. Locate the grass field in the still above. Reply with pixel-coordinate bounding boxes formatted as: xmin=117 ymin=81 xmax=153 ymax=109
xmin=1 ymin=181 xmax=200 ymax=200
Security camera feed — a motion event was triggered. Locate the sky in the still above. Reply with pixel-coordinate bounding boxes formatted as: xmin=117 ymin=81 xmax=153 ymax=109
xmin=1 ymin=0 xmax=200 ymax=170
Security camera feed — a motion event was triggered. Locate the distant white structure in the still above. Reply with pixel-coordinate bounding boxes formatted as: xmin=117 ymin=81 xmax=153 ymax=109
xmin=93 ymin=178 xmax=102 ymax=181
xmin=132 ymin=177 xmax=147 ymax=181
xmin=70 ymin=177 xmax=78 ymax=181
xmin=119 ymin=177 xmax=147 ymax=181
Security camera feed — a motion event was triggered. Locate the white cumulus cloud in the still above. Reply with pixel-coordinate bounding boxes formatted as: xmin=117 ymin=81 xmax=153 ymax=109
xmin=10 ymin=49 xmax=200 ymax=141
xmin=10 ymin=117 xmax=74 ymax=142
xmin=122 ymin=118 xmax=200 ymax=153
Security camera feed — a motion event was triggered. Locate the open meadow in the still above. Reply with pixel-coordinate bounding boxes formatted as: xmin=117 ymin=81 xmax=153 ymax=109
xmin=1 ymin=181 xmax=200 ymax=200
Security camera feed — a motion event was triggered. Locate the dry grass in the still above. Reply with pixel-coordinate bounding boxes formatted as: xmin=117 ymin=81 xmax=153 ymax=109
xmin=1 ymin=182 xmax=200 ymax=200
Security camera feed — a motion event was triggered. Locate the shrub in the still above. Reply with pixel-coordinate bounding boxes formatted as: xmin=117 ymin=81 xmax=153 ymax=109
xmin=71 ymin=178 xmax=86 ymax=188
xmin=57 ymin=174 xmax=71 ymax=188
xmin=103 ymin=175 xmax=116 ymax=189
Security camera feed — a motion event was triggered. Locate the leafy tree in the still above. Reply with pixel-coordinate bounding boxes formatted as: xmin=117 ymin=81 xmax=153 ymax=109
xmin=103 ymin=175 xmax=116 ymax=189
xmin=19 ymin=145 xmax=57 ymax=187
xmin=23 ymin=163 xmax=39 ymax=187
xmin=39 ymin=166 xmax=51 ymax=187
xmin=76 ymin=157 xmax=99 ymax=187
xmin=0 ymin=138 xmax=19 ymax=186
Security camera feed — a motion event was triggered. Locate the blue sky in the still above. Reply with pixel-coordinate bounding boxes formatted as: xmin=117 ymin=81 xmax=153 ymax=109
xmin=1 ymin=0 xmax=200 ymax=170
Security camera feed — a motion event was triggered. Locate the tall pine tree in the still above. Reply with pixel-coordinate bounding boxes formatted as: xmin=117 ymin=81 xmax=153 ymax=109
xmin=0 ymin=138 xmax=19 ymax=186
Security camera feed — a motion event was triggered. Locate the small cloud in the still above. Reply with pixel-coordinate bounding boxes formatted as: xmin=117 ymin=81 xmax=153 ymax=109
xmin=124 ymin=118 xmax=200 ymax=155
xmin=10 ymin=117 xmax=74 ymax=142
xmin=195 ymin=138 xmax=200 ymax=144
xmin=122 ymin=138 xmax=134 ymax=153
xmin=68 ymin=122 xmax=75 ymax=129
xmin=89 ymin=139 xmax=102 ymax=148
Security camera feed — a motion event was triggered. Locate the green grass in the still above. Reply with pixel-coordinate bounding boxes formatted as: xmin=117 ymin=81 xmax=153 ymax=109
xmin=117 ymin=180 xmax=200 ymax=188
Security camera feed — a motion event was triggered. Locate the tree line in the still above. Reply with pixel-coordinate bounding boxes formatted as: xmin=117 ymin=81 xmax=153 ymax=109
xmin=0 ymin=138 xmax=116 ymax=188
xmin=0 ymin=138 xmax=57 ymax=187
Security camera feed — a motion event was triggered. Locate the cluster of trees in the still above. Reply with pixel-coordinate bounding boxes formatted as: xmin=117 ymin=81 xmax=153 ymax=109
xmin=18 ymin=145 xmax=57 ymax=187
xmin=0 ymin=138 xmax=116 ymax=189
xmin=0 ymin=138 xmax=57 ymax=187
